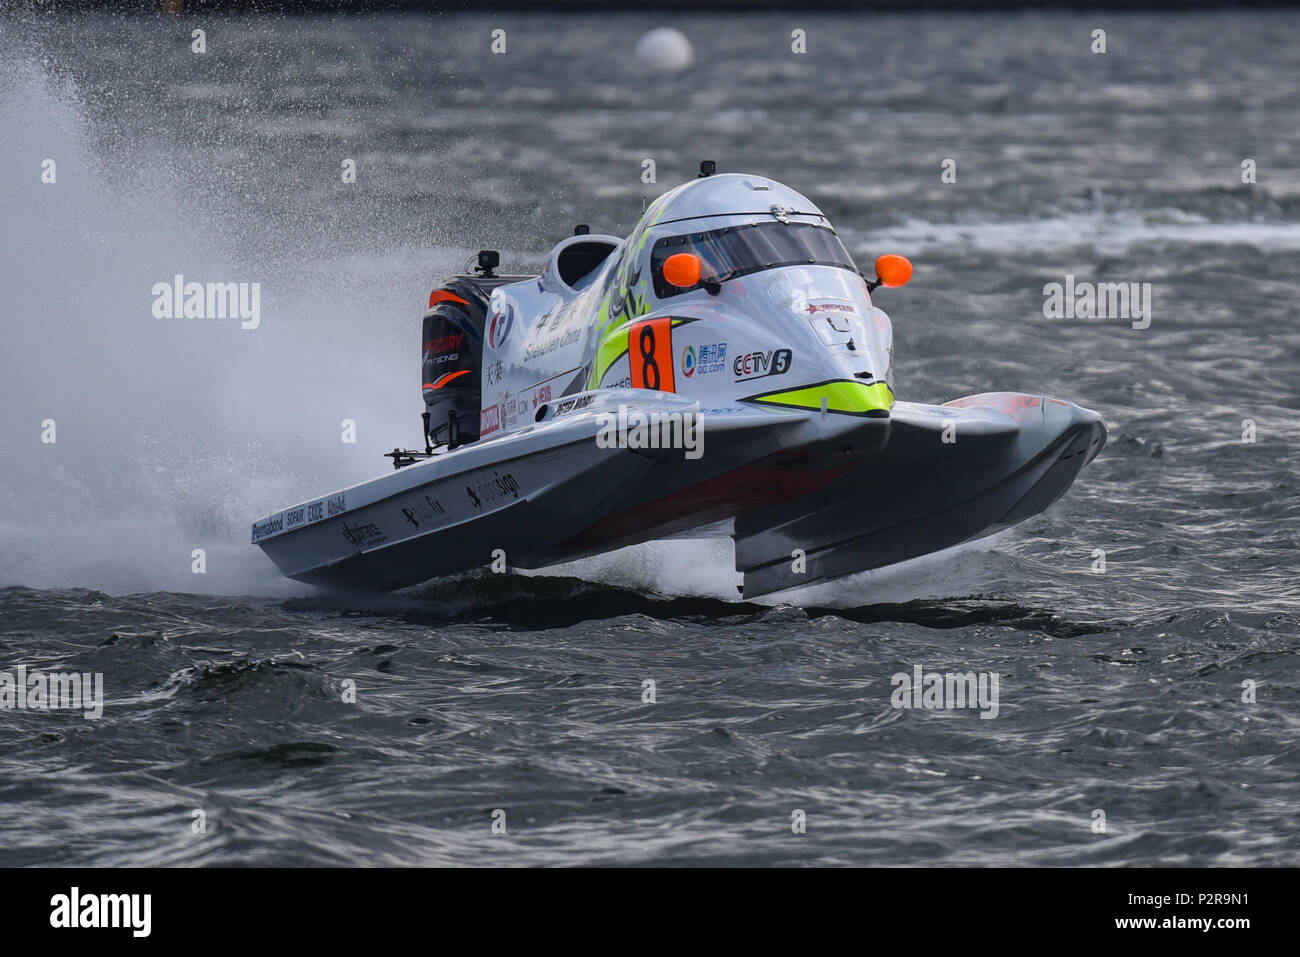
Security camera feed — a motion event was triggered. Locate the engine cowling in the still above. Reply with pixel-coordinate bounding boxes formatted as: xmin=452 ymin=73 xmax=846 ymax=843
xmin=422 ymin=287 xmax=485 ymax=448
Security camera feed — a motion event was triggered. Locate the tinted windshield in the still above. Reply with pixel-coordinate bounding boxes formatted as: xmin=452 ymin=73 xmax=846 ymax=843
xmin=651 ymin=221 xmax=857 ymax=298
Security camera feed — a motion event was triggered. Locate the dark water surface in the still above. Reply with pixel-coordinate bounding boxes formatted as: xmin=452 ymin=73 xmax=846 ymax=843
xmin=1 ymin=11 xmax=1297 ymax=865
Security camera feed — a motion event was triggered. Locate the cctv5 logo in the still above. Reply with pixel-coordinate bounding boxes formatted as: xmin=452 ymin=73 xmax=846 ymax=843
xmin=733 ymin=348 xmax=792 ymax=382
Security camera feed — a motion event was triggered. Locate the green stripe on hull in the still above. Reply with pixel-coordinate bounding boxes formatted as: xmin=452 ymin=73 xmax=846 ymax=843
xmin=744 ymin=379 xmax=895 ymax=415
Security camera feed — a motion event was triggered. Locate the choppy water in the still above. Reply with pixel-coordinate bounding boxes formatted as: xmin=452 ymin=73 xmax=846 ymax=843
xmin=1 ymin=10 xmax=1297 ymax=865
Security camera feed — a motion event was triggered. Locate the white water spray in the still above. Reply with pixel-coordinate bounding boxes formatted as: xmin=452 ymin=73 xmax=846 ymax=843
xmin=0 ymin=54 xmax=446 ymax=595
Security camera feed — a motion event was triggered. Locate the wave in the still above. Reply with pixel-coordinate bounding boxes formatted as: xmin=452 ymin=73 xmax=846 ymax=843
xmin=848 ymin=209 xmax=1300 ymax=256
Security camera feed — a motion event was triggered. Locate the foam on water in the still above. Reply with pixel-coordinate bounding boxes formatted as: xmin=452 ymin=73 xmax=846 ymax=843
xmin=521 ymin=539 xmax=743 ymax=600
xmin=519 ymin=534 xmax=1017 ymax=606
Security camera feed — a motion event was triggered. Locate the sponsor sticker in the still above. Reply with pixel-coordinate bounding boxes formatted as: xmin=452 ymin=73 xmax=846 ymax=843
xmin=808 ymin=300 xmax=856 ymax=314
xmin=254 ymin=491 xmax=346 ymax=543
xmin=466 ymin=471 xmax=522 ymax=510
xmin=400 ymin=495 xmax=446 ymax=530
xmin=695 ymin=342 xmax=727 ymax=375
xmin=488 ymin=302 xmax=514 ymax=349
xmin=251 ymin=514 xmax=284 ymax=542
xmin=424 ymin=333 xmax=464 ymax=358
xmin=734 ymin=348 xmax=793 ymax=381
xmin=341 ymin=520 xmax=385 ymax=548
xmin=554 ymin=394 xmax=597 ymax=416
xmin=523 ymin=327 xmax=582 ymax=362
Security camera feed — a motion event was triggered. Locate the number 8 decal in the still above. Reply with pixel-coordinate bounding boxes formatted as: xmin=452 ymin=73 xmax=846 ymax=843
xmin=639 ymin=325 xmax=659 ymax=389
xmin=628 ymin=317 xmax=675 ymax=393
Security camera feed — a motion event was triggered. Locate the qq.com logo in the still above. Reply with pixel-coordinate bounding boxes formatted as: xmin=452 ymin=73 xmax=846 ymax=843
xmin=681 ymin=345 xmax=697 ymax=377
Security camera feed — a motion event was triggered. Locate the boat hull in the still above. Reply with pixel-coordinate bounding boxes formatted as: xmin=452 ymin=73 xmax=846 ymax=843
xmin=252 ymin=389 xmax=1104 ymax=597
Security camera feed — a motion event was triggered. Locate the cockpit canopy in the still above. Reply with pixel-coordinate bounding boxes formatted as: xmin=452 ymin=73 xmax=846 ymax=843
xmin=650 ymin=220 xmax=858 ymax=298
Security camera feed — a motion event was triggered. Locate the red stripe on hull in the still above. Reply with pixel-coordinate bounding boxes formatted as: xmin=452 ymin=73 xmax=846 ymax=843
xmin=565 ymin=454 xmax=853 ymax=551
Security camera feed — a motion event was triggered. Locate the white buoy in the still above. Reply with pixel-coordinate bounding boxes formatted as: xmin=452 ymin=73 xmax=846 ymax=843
xmin=634 ymin=28 xmax=694 ymax=74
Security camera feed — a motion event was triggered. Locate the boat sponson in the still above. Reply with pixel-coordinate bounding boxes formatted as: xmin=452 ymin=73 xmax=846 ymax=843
xmin=734 ymin=393 xmax=1107 ymax=598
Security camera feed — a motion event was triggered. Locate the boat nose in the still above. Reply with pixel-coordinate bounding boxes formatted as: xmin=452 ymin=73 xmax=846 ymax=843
xmin=1047 ymin=398 xmax=1108 ymax=465
xmin=1075 ymin=406 xmax=1108 ymax=465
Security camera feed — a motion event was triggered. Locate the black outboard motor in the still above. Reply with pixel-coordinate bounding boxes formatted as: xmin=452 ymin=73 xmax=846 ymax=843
xmin=420 ymin=250 xmax=526 ymax=450
xmin=422 ymin=283 xmax=485 ymax=448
